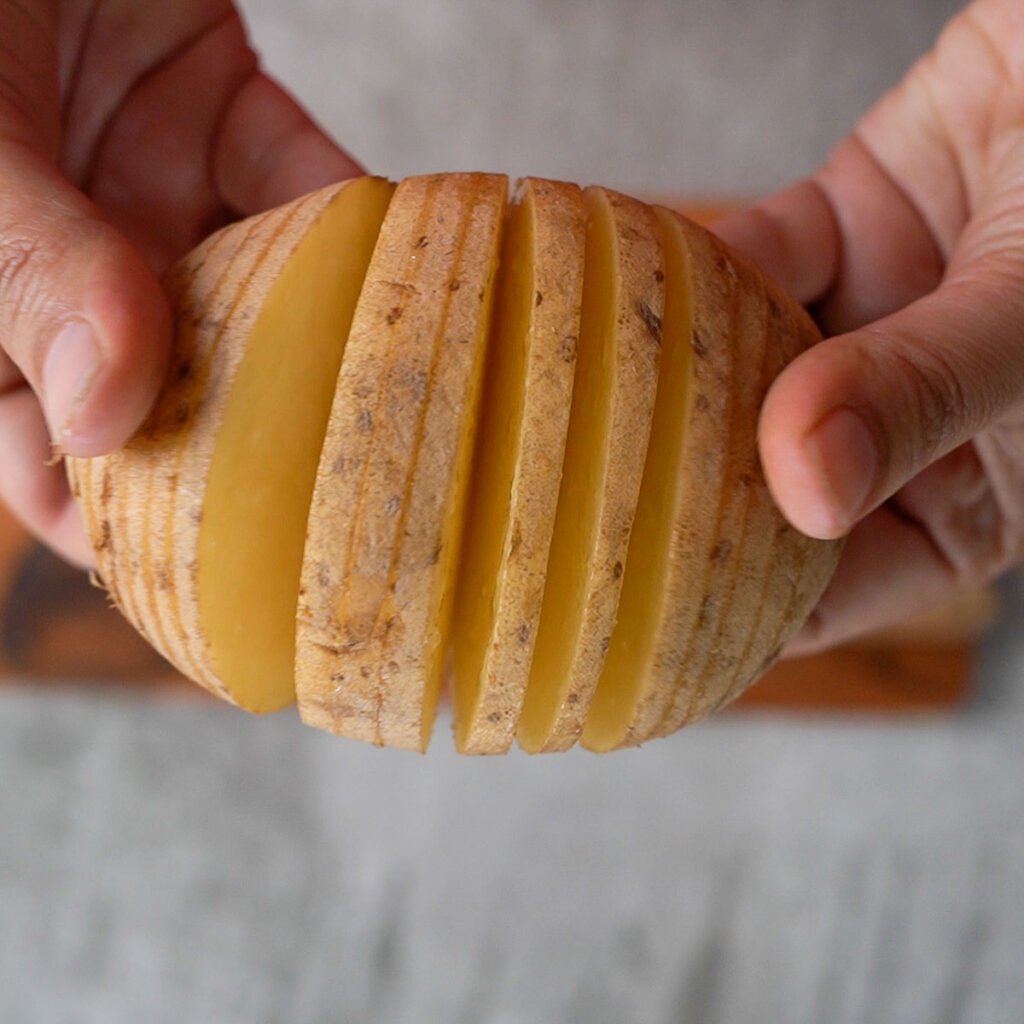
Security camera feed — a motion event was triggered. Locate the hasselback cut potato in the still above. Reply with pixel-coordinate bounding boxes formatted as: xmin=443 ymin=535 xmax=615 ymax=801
xmin=68 ymin=173 xmax=840 ymax=754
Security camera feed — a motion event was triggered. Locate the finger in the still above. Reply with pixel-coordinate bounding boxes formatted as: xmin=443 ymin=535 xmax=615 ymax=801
xmin=0 ymin=5 xmax=171 ymax=459
xmin=712 ymin=178 xmax=842 ymax=305
xmin=79 ymin=11 xmax=364 ymax=261
xmin=719 ymin=135 xmax=951 ymax=545
xmin=786 ymin=442 xmax=1009 ymax=654
xmin=0 ymin=376 xmax=92 ymax=567
xmin=0 ymin=142 xmax=171 ymax=457
xmin=785 ymin=506 xmax=952 ymax=655
xmin=714 ymin=135 xmax=946 ymax=332
xmin=1 ymin=335 xmax=89 ymax=564
xmin=213 ymin=71 xmax=365 ymax=217
xmin=83 ymin=10 xmax=261 ymax=271
xmin=759 ymin=253 xmax=1024 ymax=540
xmin=60 ymin=2 xmax=242 ymax=185
xmin=812 ymin=135 xmax=947 ymax=334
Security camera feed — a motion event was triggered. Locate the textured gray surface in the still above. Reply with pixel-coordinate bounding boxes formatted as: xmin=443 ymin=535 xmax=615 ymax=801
xmin=242 ymin=0 xmax=961 ymax=194
xmin=6 ymin=1 xmax=1024 ymax=1022
xmin=2 ymin=587 xmax=1024 ymax=1024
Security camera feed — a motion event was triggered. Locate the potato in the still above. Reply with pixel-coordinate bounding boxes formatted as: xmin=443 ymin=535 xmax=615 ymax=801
xmin=295 ymin=173 xmax=506 ymax=751
xmin=451 ymin=178 xmax=585 ymax=755
xmin=69 ymin=177 xmax=394 ymax=712
xmin=68 ymin=172 xmax=840 ymax=754
xmin=516 ymin=188 xmax=664 ymax=753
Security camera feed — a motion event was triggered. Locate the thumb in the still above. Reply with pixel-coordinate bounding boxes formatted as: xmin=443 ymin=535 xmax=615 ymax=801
xmin=0 ymin=1 xmax=170 ymax=460
xmin=759 ymin=254 xmax=1024 ymax=540
xmin=1 ymin=140 xmax=171 ymax=458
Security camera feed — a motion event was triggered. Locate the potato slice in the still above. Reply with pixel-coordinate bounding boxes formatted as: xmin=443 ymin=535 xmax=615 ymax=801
xmin=71 ymin=199 xmax=300 ymax=696
xmin=296 ymin=173 xmax=507 ymax=751
xmin=450 ymin=179 xmax=585 ymax=755
xmin=69 ymin=177 xmax=394 ymax=710
xmin=582 ymin=207 xmax=695 ymax=751
xmin=584 ymin=212 xmax=837 ymax=749
xmin=516 ymin=189 xmax=664 ymax=753
xmin=651 ymin=215 xmax=837 ymax=738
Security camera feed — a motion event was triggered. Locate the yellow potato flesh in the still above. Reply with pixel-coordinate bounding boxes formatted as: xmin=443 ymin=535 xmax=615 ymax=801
xmin=517 ymin=189 xmax=616 ymax=750
xmin=451 ymin=191 xmax=534 ymax=749
xmin=197 ymin=177 xmax=394 ymax=712
xmin=583 ymin=208 xmax=694 ymax=751
xmin=415 ymin=231 xmax=503 ymax=752
xmin=296 ymin=173 xmax=506 ymax=751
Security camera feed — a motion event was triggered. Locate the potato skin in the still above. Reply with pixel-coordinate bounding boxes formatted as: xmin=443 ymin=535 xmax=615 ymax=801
xmin=638 ymin=211 xmax=840 ymax=744
xmin=69 ymin=173 xmax=841 ymax=753
xmin=68 ymin=185 xmax=351 ymax=703
xmin=295 ymin=173 xmax=507 ymax=751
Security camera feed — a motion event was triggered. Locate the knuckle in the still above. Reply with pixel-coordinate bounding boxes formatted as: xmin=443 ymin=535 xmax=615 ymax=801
xmin=884 ymin=337 xmax=969 ymax=461
xmin=0 ymin=231 xmax=52 ymax=320
xmin=0 ymin=233 xmax=37 ymax=290
xmin=0 ymin=215 xmax=109 ymax=346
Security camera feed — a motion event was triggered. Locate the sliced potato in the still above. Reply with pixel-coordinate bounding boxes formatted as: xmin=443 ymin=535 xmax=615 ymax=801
xmin=71 ymin=173 xmax=841 ymax=755
xmin=450 ymin=178 xmax=585 ymax=755
xmin=69 ymin=177 xmax=394 ymax=710
xmin=585 ymin=212 xmax=837 ymax=748
xmin=582 ymin=207 xmax=695 ymax=751
xmin=516 ymin=188 xmax=664 ymax=753
xmin=296 ymin=173 xmax=507 ymax=751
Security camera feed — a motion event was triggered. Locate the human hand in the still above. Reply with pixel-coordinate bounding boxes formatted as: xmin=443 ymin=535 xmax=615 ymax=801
xmin=0 ymin=1 xmax=362 ymax=567
xmin=715 ymin=0 xmax=1024 ymax=654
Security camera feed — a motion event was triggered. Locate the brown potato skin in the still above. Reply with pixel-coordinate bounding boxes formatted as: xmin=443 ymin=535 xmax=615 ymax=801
xmin=68 ymin=185 xmax=350 ymax=704
xmin=70 ymin=174 xmax=841 ymax=753
xmin=641 ymin=211 xmax=840 ymax=744
xmin=295 ymin=173 xmax=507 ymax=751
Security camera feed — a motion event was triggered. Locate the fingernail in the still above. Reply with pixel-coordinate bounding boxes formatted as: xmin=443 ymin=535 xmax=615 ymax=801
xmin=42 ymin=320 xmax=102 ymax=445
xmin=802 ymin=407 xmax=878 ymax=536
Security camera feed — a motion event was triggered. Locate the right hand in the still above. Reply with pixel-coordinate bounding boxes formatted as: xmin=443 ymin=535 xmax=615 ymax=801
xmin=0 ymin=1 xmax=362 ymax=566
xmin=715 ymin=0 xmax=1024 ymax=653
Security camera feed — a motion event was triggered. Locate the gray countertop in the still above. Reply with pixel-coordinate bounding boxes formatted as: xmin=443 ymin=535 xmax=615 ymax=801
xmin=5 ymin=1 xmax=1022 ymax=1021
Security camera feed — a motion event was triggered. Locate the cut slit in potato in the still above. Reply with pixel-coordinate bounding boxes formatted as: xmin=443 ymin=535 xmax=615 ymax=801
xmin=67 ymin=177 xmax=394 ymax=712
xmin=198 ymin=176 xmax=395 ymax=711
xmin=295 ymin=173 xmax=507 ymax=751
xmin=70 ymin=172 xmax=840 ymax=755
xmin=517 ymin=188 xmax=664 ymax=754
xmin=450 ymin=179 xmax=585 ymax=755
xmin=582 ymin=208 xmax=695 ymax=751
xmin=651 ymin=218 xmax=829 ymax=740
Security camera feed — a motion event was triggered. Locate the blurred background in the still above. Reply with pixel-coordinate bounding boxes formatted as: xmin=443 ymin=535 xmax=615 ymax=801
xmin=6 ymin=1 xmax=1024 ymax=1022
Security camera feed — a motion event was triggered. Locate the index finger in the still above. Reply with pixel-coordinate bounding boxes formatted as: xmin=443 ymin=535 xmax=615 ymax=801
xmin=213 ymin=72 xmax=365 ymax=217
xmin=712 ymin=177 xmax=841 ymax=306
xmin=713 ymin=134 xmax=947 ymax=336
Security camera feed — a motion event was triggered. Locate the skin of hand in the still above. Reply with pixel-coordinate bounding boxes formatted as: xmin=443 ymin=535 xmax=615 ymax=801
xmin=714 ymin=0 xmax=1024 ymax=655
xmin=0 ymin=0 xmax=362 ymax=567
